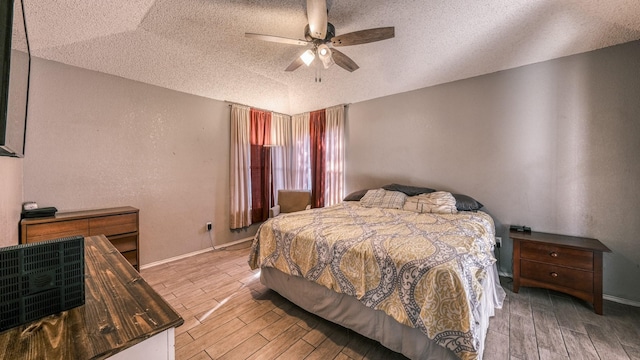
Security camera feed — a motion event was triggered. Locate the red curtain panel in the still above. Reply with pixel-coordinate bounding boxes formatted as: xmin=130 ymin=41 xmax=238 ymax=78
xmin=310 ymin=110 xmax=326 ymax=208
xmin=250 ymin=109 xmax=272 ymax=222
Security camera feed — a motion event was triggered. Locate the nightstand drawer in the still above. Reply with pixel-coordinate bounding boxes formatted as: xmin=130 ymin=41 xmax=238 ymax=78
xmin=521 ymin=242 xmax=593 ymax=270
xmin=521 ymin=260 xmax=593 ymax=293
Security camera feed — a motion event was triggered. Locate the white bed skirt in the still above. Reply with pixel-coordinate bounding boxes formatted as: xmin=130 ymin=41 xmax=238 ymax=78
xmin=260 ymin=263 xmax=505 ymax=360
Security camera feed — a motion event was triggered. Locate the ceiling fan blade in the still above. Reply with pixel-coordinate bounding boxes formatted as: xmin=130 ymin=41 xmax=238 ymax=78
xmin=331 ymin=27 xmax=395 ymax=47
xmin=331 ymin=49 xmax=359 ymax=72
xmin=285 ymin=55 xmax=305 ymax=72
xmin=306 ymin=0 xmax=327 ymax=39
xmin=245 ymin=33 xmax=310 ymax=46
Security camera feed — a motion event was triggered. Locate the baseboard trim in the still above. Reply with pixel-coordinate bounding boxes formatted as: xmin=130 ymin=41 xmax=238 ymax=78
xmin=215 ymin=236 xmax=254 ymax=250
xmin=140 ymin=237 xmax=254 ymax=270
xmin=141 ymin=248 xmax=213 ymax=270
xmin=604 ymin=294 xmax=640 ymax=308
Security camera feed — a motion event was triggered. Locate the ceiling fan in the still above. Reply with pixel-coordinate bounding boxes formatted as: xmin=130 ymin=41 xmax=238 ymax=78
xmin=245 ymin=0 xmax=394 ymax=76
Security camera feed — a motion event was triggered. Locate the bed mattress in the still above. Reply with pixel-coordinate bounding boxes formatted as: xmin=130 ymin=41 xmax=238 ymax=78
xmin=249 ymin=202 xmax=505 ymax=360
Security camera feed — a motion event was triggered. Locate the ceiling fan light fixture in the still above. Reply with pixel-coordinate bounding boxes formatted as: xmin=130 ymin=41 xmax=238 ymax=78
xmin=318 ymin=44 xmax=329 ymax=57
xmin=301 ymin=49 xmax=315 ymax=66
xmin=317 ymin=44 xmax=334 ymax=69
xmin=320 ymin=56 xmax=334 ymax=69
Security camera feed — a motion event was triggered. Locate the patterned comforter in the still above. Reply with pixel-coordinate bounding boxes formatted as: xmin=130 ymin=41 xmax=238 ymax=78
xmin=249 ymin=202 xmax=497 ymax=360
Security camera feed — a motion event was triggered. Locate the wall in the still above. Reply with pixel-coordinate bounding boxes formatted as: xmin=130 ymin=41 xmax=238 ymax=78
xmin=23 ymin=58 xmax=258 ymax=265
xmin=346 ymin=41 xmax=640 ymax=303
xmin=0 ymin=157 xmax=22 ymax=247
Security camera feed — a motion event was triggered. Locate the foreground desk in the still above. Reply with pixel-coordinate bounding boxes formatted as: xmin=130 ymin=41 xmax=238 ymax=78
xmin=0 ymin=235 xmax=183 ymax=359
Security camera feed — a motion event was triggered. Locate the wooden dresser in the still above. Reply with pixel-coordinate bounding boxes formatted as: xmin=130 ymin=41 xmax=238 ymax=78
xmin=511 ymin=230 xmax=611 ymax=314
xmin=0 ymin=235 xmax=183 ymax=359
xmin=20 ymin=206 xmax=140 ymax=270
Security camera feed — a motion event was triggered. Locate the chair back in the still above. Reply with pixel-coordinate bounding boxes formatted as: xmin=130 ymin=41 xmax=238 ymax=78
xmin=278 ymin=190 xmax=312 ymax=213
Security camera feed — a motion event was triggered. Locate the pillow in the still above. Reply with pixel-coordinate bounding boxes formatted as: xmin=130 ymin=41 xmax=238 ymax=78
xmin=360 ymin=189 xmax=407 ymax=209
xmin=403 ymin=191 xmax=458 ymax=214
xmin=382 ymin=183 xmax=436 ymax=196
xmin=343 ymin=189 xmax=369 ymax=201
xmin=453 ymin=193 xmax=483 ymax=211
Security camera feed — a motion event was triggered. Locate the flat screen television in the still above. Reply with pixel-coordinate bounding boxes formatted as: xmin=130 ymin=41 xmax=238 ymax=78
xmin=0 ymin=0 xmax=30 ymax=158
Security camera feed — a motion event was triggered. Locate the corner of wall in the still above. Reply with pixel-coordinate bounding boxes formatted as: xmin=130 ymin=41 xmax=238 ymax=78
xmin=0 ymin=156 xmax=23 ymax=247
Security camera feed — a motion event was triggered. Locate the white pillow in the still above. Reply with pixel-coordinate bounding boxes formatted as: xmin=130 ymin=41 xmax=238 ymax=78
xmin=403 ymin=191 xmax=458 ymax=214
xmin=360 ymin=189 xmax=407 ymax=209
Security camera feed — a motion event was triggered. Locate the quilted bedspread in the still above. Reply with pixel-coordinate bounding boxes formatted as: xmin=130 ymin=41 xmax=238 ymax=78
xmin=248 ymin=202 xmax=497 ymax=360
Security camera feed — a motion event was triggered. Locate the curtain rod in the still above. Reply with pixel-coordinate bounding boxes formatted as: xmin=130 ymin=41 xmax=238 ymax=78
xmin=302 ymin=103 xmax=350 ymax=114
xmin=225 ymin=101 xmax=350 ymax=117
xmin=225 ymin=101 xmax=291 ymax=117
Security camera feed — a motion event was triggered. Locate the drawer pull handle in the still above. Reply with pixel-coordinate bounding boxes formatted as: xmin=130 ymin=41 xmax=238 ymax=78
xmin=549 ymin=252 xmax=558 ymax=257
xmin=550 ymin=272 xmax=559 ymax=277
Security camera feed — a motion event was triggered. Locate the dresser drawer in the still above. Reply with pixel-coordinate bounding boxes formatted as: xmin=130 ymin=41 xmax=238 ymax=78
xmin=122 ymin=250 xmax=138 ymax=269
xmin=25 ymin=219 xmax=89 ymax=243
xmin=89 ymin=213 xmax=137 ymax=236
xmin=109 ymin=234 xmax=138 ymax=253
xmin=520 ymin=241 xmax=593 ymax=270
xmin=521 ymin=260 xmax=593 ymax=293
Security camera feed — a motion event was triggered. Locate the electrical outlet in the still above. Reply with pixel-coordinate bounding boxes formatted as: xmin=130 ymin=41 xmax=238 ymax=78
xmin=206 ymin=222 xmax=212 ymax=231
xmin=495 ymin=236 xmax=502 ymax=248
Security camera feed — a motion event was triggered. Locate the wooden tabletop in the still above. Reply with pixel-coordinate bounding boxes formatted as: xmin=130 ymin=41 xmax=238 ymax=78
xmin=0 ymin=235 xmax=183 ymax=359
xmin=509 ymin=230 xmax=611 ymax=253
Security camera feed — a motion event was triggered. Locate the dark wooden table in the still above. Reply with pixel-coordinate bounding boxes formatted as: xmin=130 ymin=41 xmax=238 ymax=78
xmin=0 ymin=235 xmax=183 ymax=359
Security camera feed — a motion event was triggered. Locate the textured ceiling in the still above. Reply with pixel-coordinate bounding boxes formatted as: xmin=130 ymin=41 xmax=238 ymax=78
xmin=21 ymin=0 xmax=640 ymax=114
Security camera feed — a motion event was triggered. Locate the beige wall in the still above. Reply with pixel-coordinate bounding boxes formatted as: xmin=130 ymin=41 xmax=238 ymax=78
xmin=23 ymin=58 xmax=258 ymax=265
xmin=0 ymin=157 xmax=22 ymax=247
xmin=346 ymin=41 xmax=640 ymax=303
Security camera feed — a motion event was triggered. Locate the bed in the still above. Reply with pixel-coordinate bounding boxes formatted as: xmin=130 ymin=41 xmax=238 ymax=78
xmin=248 ymin=189 xmax=505 ymax=360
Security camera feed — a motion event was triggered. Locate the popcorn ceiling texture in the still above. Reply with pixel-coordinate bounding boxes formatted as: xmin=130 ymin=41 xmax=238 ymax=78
xmin=22 ymin=0 xmax=640 ymax=114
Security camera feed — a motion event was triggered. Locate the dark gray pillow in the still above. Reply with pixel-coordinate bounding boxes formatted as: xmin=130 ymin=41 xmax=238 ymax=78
xmin=382 ymin=183 xmax=435 ymax=196
xmin=453 ymin=194 xmax=483 ymax=211
xmin=343 ymin=189 xmax=370 ymax=201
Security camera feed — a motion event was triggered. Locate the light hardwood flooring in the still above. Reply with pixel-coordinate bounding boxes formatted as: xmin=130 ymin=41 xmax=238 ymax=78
xmin=141 ymin=243 xmax=640 ymax=360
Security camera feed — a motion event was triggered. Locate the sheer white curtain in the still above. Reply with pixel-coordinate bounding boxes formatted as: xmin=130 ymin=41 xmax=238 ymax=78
xmin=229 ymin=105 xmax=252 ymax=229
xmin=291 ymin=112 xmax=311 ymax=190
xmin=324 ymin=105 xmax=345 ymax=206
xmin=270 ymin=112 xmax=293 ymax=204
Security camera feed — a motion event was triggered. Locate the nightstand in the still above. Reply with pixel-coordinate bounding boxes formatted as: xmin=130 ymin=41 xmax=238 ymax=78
xmin=511 ymin=230 xmax=611 ymax=315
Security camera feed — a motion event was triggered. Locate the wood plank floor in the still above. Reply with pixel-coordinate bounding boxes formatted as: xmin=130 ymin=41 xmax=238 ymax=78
xmin=141 ymin=242 xmax=640 ymax=360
